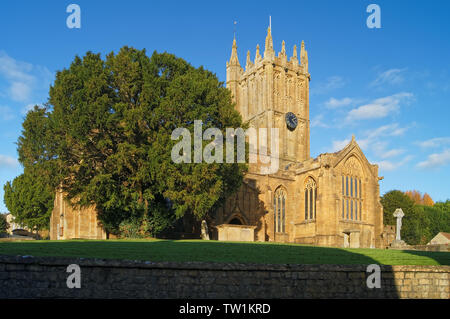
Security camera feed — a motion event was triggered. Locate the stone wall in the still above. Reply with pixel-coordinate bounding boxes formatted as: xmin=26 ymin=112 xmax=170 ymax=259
xmin=0 ymin=255 xmax=448 ymax=299
xmin=412 ymin=244 xmax=449 ymax=252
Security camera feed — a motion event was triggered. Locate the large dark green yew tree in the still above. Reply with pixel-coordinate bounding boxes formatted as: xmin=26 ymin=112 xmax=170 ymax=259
xmin=5 ymin=47 xmax=246 ymax=236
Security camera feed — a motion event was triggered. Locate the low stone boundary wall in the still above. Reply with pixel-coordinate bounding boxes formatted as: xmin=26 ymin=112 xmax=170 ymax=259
xmin=412 ymin=244 xmax=449 ymax=252
xmin=0 ymin=255 xmax=448 ymax=299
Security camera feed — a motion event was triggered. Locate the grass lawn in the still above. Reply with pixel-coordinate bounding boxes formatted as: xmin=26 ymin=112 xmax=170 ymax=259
xmin=0 ymin=239 xmax=449 ymax=266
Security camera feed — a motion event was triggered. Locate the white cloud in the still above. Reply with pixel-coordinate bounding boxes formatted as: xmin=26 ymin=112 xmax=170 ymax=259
xmin=370 ymin=68 xmax=407 ymax=87
xmin=372 ymin=141 xmax=405 ymax=159
xmin=346 ymin=92 xmax=413 ymax=122
xmin=0 ymin=155 xmax=19 ymax=168
xmin=324 ymin=97 xmax=355 ymax=109
xmin=10 ymin=81 xmax=32 ymax=102
xmin=377 ymin=155 xmax=413 ymax=171
xmin=417 ymin=137 xmax=450 ymax=148
xmin=0 ymin=52 xmax=34 ymax=82
xmin=0 ymin=51 xmax=52 ymax=103
xmin=0 ymin=106 xmax=14 ymax=121
xmin=331 ymin=138 xmax=351 ymax=152
xmin=417 ymin=149 xmax=450 ymax=169
xmin=380 ymin=149 xmax=405 ymax=159
xmin=365 ymin=123 xmax=409 ymax=140
xmin=311 ymin=76 xmax=345 ymax=95
xmin=311 ymin=114 xmax=329 ymax=128
xmin=329 ymin=123 xmax=410 ymax=161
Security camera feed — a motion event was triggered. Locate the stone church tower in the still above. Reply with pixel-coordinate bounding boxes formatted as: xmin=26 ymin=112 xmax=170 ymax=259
xmin=212 ymin=26 xmax=385 ymax=248
xmin=226 ymin=27 xmax=310 ymax=165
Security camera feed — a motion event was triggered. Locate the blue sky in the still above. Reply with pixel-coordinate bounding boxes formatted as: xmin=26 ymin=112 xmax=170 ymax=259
xmin=1 ymin=0 xmax=450 ymax=211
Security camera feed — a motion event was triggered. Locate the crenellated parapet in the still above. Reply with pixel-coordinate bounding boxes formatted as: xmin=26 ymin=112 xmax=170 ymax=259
xmin=232 ymin=27 xmax=309 ymax=77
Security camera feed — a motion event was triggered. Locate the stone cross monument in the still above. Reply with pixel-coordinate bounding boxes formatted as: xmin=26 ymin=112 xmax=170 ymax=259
xmin=393 ymin=208 xmax=404 ymax=241
xmin=201 ymin=220 xmax=210 ymax=240
xmin=391 ymin=208 xmax=408 ymax=248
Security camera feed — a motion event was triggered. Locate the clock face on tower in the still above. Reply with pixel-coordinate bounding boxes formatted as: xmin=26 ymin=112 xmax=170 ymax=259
xmin=285 ymin=112 xmax=298 ymax=131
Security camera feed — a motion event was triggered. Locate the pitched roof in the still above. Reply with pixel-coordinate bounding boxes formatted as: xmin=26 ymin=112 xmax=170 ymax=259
xmin=440 ymin=232 xmax=450 ymax=240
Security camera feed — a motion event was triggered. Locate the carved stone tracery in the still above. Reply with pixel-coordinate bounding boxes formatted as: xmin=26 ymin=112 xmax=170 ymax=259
xmin=344 ymin=156 xmax=362 ymax=176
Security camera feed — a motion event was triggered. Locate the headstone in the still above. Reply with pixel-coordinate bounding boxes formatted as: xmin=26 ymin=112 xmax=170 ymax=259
xmin=201 ymin=220 xmax=210 ymax=240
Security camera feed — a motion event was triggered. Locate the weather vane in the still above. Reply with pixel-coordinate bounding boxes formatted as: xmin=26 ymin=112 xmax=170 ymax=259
xmin=233 ymin=20 xmax=237 ymax=39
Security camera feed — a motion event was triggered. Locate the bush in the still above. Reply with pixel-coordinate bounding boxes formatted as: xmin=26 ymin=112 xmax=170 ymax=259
xmin=118 ymin=218 xmax=145 ymax=239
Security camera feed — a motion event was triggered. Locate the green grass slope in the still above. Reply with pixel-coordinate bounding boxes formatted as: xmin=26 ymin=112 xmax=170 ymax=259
xmin=0 ymin=239 xmax=448 ymax=265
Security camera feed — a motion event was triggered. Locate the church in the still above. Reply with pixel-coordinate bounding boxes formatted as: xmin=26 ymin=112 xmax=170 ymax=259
xmin=210 ymin=26 xmax=385 ymax=248
xmin=50 ymin=26 xmax=385 ymax=249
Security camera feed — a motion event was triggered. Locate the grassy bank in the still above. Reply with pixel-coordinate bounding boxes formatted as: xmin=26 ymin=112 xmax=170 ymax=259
xmin=0 ymin=239 xmax=448 ymax=265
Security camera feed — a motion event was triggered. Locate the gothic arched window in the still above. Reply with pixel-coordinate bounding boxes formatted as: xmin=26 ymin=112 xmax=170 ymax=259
xmin=274 ymin=188 xmax=286 ymax=233
xmin=342 ymin=157 xmax=363 ymax=221
xmin=304 ymin=177 xmax=317 ymax=220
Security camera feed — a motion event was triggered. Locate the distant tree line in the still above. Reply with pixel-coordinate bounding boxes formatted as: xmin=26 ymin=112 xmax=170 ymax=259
xmin=381 ymin=190 xmax=450 ymax=245
xmin=404 ymin=190 xmax=434 ymax=206
xmin=3 ymin=47 xmax=247 ymax=238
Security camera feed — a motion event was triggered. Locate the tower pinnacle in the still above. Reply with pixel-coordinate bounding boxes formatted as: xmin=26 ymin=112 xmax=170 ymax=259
xmin=264 ymin=27 xmax=274 ymax=59
xmin=246 ymin=50 xmax=253 ymax=70
xmin=290 ymin=44 xmax=298 ymax=65
xmin=300 ymin=40 xmax=308 ymax=73
xmin=228 ymin=36 xmax=240 ymax=66
xmin=255 ymin=44 xmax=262 ymax=62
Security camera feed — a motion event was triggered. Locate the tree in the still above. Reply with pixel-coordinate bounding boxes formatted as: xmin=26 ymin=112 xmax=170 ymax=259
xmin=404 ymin=190 xmax=434 ymax=206
xmin=401 ymin=206 xmax=430 ymax=245
xmin=3 ymin=168 xmax=54 ymax=232
xmin=12 ymin=47 xmax=246 ymax=236
xmin=0 ymin=214 xmax=8 ymax=234
xmin=434 ymin=200 xmax=450 ymax=212
xmin=405 ymin=190 xmax=422 ymax=205
xmin=422 ymin=193 xmax=434 ymax=206
xmin=412 ymin=205 xmax=450 ymax=244
xmin=381 ymin=190 xmax=450 ymax=245
xmin=381 ymin=190 xmax=415 ymax=226
xmin=4 ymin=105 xmax=56 ymax=233
xmin=380 ymin=190 xmax=422 ymax=244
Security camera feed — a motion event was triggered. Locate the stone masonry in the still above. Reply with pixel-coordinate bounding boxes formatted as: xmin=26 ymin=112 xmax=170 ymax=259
xmin=0 ymin=255 xmax=448 ymax=299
